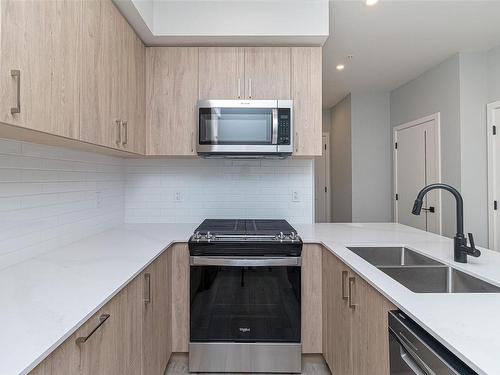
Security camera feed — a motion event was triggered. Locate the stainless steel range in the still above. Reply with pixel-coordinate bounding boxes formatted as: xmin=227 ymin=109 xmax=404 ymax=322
xmin=188 ymin=219 xmax=303 ymax=373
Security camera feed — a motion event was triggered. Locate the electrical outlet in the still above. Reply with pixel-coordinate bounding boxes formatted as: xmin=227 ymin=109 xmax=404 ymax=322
xmin=174 ymin=191 xmax=184 ymax=202
xmin=292 ymin=191 xmax=300 ymax=202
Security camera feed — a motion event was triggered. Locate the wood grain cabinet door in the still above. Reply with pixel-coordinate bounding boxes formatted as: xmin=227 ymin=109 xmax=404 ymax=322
xmin=142 ymin=251 xmax=173 ymax=375
xmin=80 ymin=0 xmax=124 ymax=149
xmin=198 ymin=47 xmax=245 ymax=100
xmin=322 ymin=250 xmax=353 ymax=375
xmin=244 ymin=47 xmax=291 ymax=99
xmin=0 ymin=0 xmax=80 ymax=138
xmin=125 ymin=29 xmax=146 ymax=154
xmin=350 ymin=275 xmax=395 ymax=375
xmin=291 ymin=47 xmax=322 ymax=156
xmin=146 ymin=47 xmax=199 ymax=156
xmin=80 ymin=275 xmax=143 ymax=375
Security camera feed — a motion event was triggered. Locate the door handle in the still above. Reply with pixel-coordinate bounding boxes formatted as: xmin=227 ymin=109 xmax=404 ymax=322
xmin=341 ymin=270 xmax=349 ymax=300
xmin=75 ymin=314 xmax=110 ymax=345
xmin=237 ymin=78 xmax=241 ymax=99
xmin=248 ymin=78 xmax=252 ymax=98
xmin=348 ymin=276 xmax=357 ymax=309
xmin=115 ymin=120 xmax=121 ymax=146
xmin=10 ymin=70 xmax=21 ymax=114
xmin=144 ymin=273 xmax=151 ymax=304
xmin=122 ymin=121 xmax=128 ymax=146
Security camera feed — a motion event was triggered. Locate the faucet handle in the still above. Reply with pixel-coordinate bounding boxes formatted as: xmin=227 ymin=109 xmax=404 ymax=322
xmin=467 ymin=233 xmax=481 ymax=257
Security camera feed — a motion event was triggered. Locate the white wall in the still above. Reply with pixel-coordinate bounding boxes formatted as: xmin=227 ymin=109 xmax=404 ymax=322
xmin=390 ymin=54 xmax=461 ymax=239
xmin=330 ymin=95 xmax=352 ymax=222
xmin=351 ymin=93 xmax=392 ymax=222
xmin=459 ymin=52 xmax=488 ymax=246
xmin=0 ymin=138 xmax=125 ymax=269
xmin=125 ymin=158 xmax=314 ymax=224
xmin=115 ymin=0 xmax=329 ymax=45
xmin=487 ymin=45 xmax=500 ymax=102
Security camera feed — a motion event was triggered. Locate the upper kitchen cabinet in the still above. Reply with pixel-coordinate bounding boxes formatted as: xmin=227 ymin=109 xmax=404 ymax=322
xmin=146 ymin=47 xmax=199 ymax=156
xmin=199 ymin=47 xmax=245 ymax=99
xmin=291 ymin=47 xmax=322 ymax=156
xmin=244 ymin=47 xmax=291 ymax=99
xmin=125 ymin=25 xmax=146 ymax=154
xmin=80 ymin=0 xmax=125 ymax=149
xmin=0 ymin=0 xmax=81 ymax=138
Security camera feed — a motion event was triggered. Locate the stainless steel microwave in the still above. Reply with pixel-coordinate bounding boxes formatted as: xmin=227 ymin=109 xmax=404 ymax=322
xmin=197 ymin=100 xmax=293 ymax=157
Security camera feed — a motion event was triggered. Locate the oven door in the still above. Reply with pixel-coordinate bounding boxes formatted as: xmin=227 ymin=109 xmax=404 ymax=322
xmin=197 ymin=100 xmax=280 ymax=154
xmin=189 ymin=256 xmax=301 ymax=343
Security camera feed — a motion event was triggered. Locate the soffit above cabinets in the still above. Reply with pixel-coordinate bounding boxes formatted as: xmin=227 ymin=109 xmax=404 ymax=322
xmin=113 ymin=0 xmax=329 ymax=46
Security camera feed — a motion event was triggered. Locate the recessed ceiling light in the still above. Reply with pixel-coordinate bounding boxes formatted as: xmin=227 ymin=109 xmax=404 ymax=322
xmin=366 ymin=0 xmax=379 ymax=6
xmin=336 ymin=64 xmax=345 ymax=71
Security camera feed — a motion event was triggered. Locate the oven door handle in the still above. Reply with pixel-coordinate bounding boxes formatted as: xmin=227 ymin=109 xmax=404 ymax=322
xmin=190 ymin=256 xmax=301 ymax=267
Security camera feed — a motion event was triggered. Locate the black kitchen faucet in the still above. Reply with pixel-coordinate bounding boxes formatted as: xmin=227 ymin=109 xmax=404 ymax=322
xmin=411 ymin=183 xmax=481 ymax=263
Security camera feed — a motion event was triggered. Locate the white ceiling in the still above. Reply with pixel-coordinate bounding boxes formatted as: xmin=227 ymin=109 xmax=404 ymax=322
xmin=323 ymin=0 xmax=500 ymax=108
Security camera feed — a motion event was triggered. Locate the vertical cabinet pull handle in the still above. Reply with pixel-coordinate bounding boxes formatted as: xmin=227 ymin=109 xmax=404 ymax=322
xmin=115 ymin=120 xmax=121 ymax=146
xmin=348 ymin=277 xmax=357 ymax=309
xmin=75 ymin=314 xmax=110 ymax=345
xmin=295 ymin=131 xmax=299 ymax=153
xmin=248 ymin=78 xmax=252 ymax=98
xmin=341 ymin=270 xmax=349 ymax=300
xmin=191 ymin=131 xmax=195 ymax=154
xmin=10 ymin=70 xmax=21 ymax=114
xmin=122 ymin=121 xmax=128 ymax=146
xmin=144 ymin=273 xmax=151 ymax=304
xmin=237 ymin=78 xmax=241 ymax=99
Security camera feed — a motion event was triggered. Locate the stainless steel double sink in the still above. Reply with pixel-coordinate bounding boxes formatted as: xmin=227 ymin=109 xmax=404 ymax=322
xmin=347 ymin=246 xmax=500 ymax=293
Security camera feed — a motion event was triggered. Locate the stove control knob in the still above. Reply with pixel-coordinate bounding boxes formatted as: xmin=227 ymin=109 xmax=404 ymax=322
xmin=290 ymin=232 xmax=297 ymax=240
xmin=194 ymin=231 xmax=201 ymax=240
xmin=278 ymin=232 xmax=285 ymax=241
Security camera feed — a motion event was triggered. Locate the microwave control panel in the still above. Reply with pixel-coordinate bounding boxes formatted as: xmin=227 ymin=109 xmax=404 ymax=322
xmin=277 ymin=108 xmax=291 ymax=145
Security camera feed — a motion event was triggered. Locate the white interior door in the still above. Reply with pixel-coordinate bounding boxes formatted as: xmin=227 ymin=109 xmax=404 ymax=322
xmin=315 ymin=134 xmax=330 ymax=222
xmin=487 ymin=101 xmax=500 ymax=251
xmin=394 ymin=114 xmax=441 ymax=234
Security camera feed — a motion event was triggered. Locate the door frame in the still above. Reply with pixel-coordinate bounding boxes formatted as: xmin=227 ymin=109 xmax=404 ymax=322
xmin=314 ymin=132 xmax=331 ymax=222
xmin=487 ymin=100 xmax=500 ymax=249
xmin=393 ymin=113 xmax=442 ymax=234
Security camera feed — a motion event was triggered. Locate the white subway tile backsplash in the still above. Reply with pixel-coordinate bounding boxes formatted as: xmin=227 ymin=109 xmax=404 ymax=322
xmin=0 ymin=138 xmax=125 ymax=269
xmin=124 ymin=158 xmax=314 ymax=224
xmin=0 ymin=137 xmax=314 ymax=268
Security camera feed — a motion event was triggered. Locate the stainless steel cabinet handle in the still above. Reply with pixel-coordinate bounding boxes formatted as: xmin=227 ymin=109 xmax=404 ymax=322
xmin=237 ymin=78 xmax=241 ymax=99
xmin=122 ymin=121 xmax=128 ymax=146
xmin=248 ymin=78 xmax=252 ymax=98
xmin=75 ymin=314 xmax=110 ymax=345
xmin=348 ymin=276 xmax=357 ymax=309
xmin=295 ymin=131 xmax=299 ymax=153
xmin=10 ymin=70 xmax=21 ymax=114
xmin=191 ymin=131 xmax=196 ymax=153
xmin=144 ymin=273 xmax=151 ymax=304
xmin=115 ymin=120 xmax=121 ymax=146
xmin=341 ymin=270 xmax=349 ymax=300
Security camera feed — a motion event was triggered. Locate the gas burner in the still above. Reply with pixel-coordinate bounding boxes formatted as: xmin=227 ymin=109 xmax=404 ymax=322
xmin=188 ymin=219 xmax=303 ymax=257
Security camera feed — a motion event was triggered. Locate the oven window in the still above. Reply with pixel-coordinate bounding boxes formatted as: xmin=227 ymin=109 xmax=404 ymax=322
xmin=199 ymin=108 xmax=273 ymax=145
xmin=190 ymin=265 xmax=301 ymax=343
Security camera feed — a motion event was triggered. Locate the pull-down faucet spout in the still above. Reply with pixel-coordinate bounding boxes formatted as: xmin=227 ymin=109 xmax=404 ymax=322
xmin=412 ymin=183 xmax=480 ymax=263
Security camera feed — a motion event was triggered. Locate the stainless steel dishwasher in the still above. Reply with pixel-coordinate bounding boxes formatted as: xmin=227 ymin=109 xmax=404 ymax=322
xmin=388 ymin=311 xmax=477 ymax=375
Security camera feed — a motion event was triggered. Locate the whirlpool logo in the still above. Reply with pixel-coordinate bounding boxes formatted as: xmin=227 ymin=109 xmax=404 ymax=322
xmin=239 ymin=327 xmax=251 ymax=333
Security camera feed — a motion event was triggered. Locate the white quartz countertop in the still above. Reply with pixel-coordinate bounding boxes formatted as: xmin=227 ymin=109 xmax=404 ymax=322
xmin=2 ymin=222 xmax=500 ymax=375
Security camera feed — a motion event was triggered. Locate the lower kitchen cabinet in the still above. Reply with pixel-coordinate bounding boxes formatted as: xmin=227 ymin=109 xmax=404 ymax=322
xmin=142 ymin=250 xmax=173 ymax=375
xmin=29 ymin=248 xmax=173 ymax=375
xmin=322 ymin=248 xmax=395 ymax=375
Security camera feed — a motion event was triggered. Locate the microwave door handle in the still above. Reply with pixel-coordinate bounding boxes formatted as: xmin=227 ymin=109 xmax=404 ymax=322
xmin=272 ymin=108 xmax=278 ymax=144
